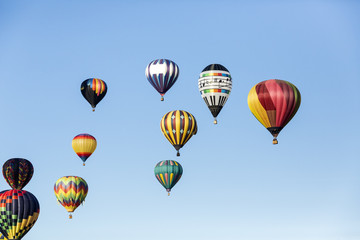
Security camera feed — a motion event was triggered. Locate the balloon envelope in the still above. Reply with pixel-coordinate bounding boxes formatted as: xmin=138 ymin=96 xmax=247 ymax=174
xmin=54 ymin=176 xmax=88 ymax=218
xmin=0 ymin=189 xmax=40 ymax=240
xmin=198 ymin=64 xmax=232 ymax=124
xmin=2 ymin=158 xmax=34 ymax=190
xmin=160 ymin=110 xmax=197 ymax=156
xmin=145 ymin=59 xmax=179 ymax=101
xmin=81 ymin=78 xmax=107 ymax=111
xmin=154 ymin=160 xmax=183 ymax=195
xmin=248 ymin=79 xmax=301 ymax=144
xmin=72 ymin=134 xmax=97 ymax=165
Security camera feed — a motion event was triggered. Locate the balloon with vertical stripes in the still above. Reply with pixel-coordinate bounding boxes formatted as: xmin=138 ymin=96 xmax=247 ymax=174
xmin=154 ymin=160 xmax=183 ymax=196
xmin=0 ymin=189 xmax=40 ymax=240
xmin=160 ymin=110 xmax=197 ymax=156
xmin=81 ymin=78 xmax=107 ymax=111
xmin=248 ymin=79 xmax=301 ymax=144
xmin=145 ymin=59 xmax=179 ymax=101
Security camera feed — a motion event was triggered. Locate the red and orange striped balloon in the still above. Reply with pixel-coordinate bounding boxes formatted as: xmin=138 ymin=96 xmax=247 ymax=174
xmin=248 ymin=79 xmax=301 ymax=144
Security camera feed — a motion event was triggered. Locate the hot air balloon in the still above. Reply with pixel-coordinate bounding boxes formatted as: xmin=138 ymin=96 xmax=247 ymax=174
xmin=2 ymin=158 xmax=34 ymax=190
xmin=198 ymin=64 xmax=232 ymax=124
xmin=145 ymin=59 xmax=179 ymax=101
xmin=81 ymin=78 xmax=107 ymax=111
xmin=54 ymin=176 xmax=88 ymax=219
xmin=154 ymin=160 xmax=183 ymax=196
xmin=72 ymin=134 xmax=97 ymax=166
xmin=248 ymin=79 xmax=301 ymax=144
xmin=0 ymin=189 xmax=40 ymax=240
xmin=160 ymin=110 xmax=197 ymax=156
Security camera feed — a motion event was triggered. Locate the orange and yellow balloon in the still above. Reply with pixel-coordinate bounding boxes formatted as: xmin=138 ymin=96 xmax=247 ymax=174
xmin=248 ymin=79 xmax=301 ymax=144
xmin=72 ymin=134 xmax=97 ymax=166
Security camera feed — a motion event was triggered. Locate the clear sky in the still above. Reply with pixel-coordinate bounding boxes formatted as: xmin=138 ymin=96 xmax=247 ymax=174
xmin=0 ymin=1 xmax=359 ymax=240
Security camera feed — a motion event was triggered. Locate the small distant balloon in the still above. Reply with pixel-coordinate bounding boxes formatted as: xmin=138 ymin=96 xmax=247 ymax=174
xmin=72 ymin=134 xmax=97 ymax=166
xmin=154 ymin=160 xmax=183 ymax=196
xmin=160 ymin=110 xmax=197 ymax=156
xmin=247 ymin=79 xmax=301 ymax=144
xmin=145 ymin=59 xmax=179 ymax=101
xmin=54 ymin=176 xmax=88 ymax=219
xmin=2 ymin=158 xmax=34 ymax=190
xmin=81 ymin=78 xmax=107 ymax=111
xmin=198 ymin=64 xmax=232 ymax=124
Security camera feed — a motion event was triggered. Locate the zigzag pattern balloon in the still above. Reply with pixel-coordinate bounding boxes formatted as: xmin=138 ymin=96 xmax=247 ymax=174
xmin=54 ymin=176 xmax=88 ymax=219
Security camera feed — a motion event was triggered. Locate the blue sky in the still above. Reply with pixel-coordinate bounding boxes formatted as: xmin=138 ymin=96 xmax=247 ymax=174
xmin=0 ymin=1 xmax=360 ymax=240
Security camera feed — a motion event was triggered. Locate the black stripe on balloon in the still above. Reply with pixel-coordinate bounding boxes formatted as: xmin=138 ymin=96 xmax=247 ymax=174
xmin=159 ymin=73 xmax=164 ymax=92
xmin=152 ymin=74 xmax=161 ymax=92
xmin=203 ymin=97 xmax=210 ymax=107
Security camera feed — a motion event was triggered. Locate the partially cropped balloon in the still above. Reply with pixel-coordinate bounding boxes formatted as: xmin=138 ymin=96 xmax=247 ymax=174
xmin=248 ymin=79 xmax=301 ymax=144
xmin=72 ymin=134 xmax=97 ymax=166
xmin=0 ymin=189 xmax=40 ymax=240
xmin=154 ymin=160 xmax=183 ymax=196
xmin=198 ymin=64 xmax=232 ymax=124
xmin=81 ymin=78 xmax=107 ymax=111
xmin=145 ymin=59 xmax=179 ymax=101
xmin=0 ymin=192 xmax=5 ymax=240
xmin=2 ymin=158 xmax=34 ymax=190
xmin=160 ymin=110 xmax=197 ymax=156
xmin=54 ymin=176 xmax=88 ymax=219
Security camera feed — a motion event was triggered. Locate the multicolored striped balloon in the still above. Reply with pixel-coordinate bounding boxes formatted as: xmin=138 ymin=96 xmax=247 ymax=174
xmin=0 ymin=189 xmax=40 ymax=240
xmin=2 ymin=158 xmax=34 ymax=190
xmin=72 ymin=134 xmax=97 ymax=166
xmin=145 ymin=59 xmax=179 ymax=101
xmin=160 ymin=110 xmax=197 ymax=156
xmin=81 ymin=78 xmax=107 ymax=111
xmin=154 ymin=160 xmax=183 ymax=196
xmin=54 ymin=176 xmax=88 ymax=219
xmin=0 ymin=192 xmax=5 ymax=240
xmin=198 ymin=64 xmax=232 ymax=124
xmin=248 ymin=79 xmax=301 ymax=144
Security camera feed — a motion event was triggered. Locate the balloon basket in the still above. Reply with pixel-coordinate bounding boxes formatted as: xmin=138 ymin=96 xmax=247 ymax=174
xmin=161 ymin=96 xmax=164 ymax=101
xmin=92 ymin=108 xmax=95 ymax=112
xmin=168 ymin=192 xmax=170 ymax=196
xmin=213 ymin=119 xmax=217 ymax=124
xmin=272 ymin=138 xmax=278 ymax=145
xmin=176 ymin=151 xmax=180 ymax=157
xmin=69 ymin=214 xmax=72 ymax=219
xmin=83 ymin=163 xmax=85 ymax=166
